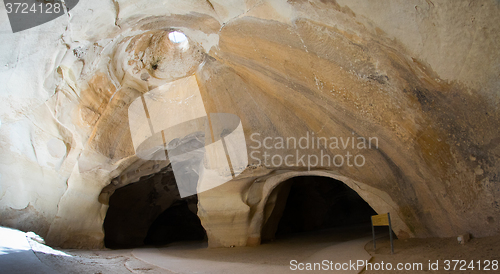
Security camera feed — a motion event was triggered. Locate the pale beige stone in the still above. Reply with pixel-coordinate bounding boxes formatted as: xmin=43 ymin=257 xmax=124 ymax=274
xmin=0 ymin=0 xmax=499 ymax=249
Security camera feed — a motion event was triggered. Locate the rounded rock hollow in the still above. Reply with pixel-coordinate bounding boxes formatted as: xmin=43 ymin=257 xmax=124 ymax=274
xmin=124 ymin=29 xmax=205 ymax=82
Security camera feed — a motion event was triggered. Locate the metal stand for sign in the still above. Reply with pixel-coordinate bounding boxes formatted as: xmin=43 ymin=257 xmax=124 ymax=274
xmin=371 ymin=212 xmax=394 ymax=255
xmin=388 ymin=213 xmax=394 ymax=254
xmin=371 ymin=219 xmax=376 ymax=250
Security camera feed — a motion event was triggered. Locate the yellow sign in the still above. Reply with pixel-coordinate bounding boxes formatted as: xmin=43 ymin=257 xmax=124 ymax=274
xmin=371 ymin=213 xmax=389 ymax=226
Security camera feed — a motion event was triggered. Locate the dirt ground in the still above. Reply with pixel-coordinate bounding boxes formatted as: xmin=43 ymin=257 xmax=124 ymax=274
xmin=37 ymin=224 xmax=372 ymax=273
xmin=362 ymin=235 xmax=500 ymax=273
xmin=32 ymin=226 xmax=500 ymax=273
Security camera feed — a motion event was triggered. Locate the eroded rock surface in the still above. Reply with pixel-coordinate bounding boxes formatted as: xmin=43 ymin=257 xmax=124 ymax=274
xmin=0 ymin=0 xmax=499 ymax=248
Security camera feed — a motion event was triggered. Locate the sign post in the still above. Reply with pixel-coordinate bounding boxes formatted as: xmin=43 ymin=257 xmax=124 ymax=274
xmin=371 ymin=213 xmax=394 ymax=254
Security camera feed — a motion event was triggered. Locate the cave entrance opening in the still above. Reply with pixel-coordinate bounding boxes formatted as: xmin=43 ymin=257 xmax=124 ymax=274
xmin=261 ymin=176 xmax=385 ymax=243
xmin=103 ymin=166 xmax=206 ymax=249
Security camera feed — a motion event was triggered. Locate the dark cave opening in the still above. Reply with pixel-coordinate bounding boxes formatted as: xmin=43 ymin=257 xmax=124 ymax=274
xmin=143 ymin=200 xmax=206 ymax=246
xmin=103 ymin=165 xmax=206 ymax=249
xmin=262 ymin=176 xmax=380 ymax=241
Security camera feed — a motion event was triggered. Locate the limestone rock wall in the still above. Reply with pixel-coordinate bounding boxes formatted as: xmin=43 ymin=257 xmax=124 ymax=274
xmin=0 ymin=0 xmax=499 ymax=248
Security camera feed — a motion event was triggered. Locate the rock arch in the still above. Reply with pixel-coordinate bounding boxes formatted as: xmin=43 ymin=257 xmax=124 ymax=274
xmin=197 ymin=170 xmax=413 ymax=247
xmin=1 ymin=1 xmax=499 ymax=250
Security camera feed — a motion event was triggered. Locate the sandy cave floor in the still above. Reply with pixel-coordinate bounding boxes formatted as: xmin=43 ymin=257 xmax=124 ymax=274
xmin=38 ymin=224 xmax=373 ymax=274
xmin=362 ymin=234 xmax=500 ymax=274
xmin=28 ymin=225 xmax=500 ymax=274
